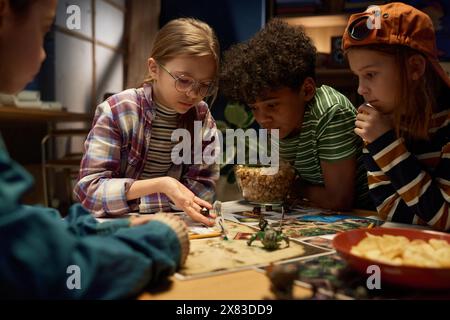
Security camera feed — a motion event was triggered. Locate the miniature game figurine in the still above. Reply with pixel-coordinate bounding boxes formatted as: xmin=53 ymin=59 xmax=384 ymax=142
xmin=200 ymin=207 xmax=209 ymax=216
xmin=253 ymin=206 xmax=261 ymax=214
xmin=213 ymin=200 xmax=229 ymax=240
xmin=247 ymin=217 xmax=289 ymax=250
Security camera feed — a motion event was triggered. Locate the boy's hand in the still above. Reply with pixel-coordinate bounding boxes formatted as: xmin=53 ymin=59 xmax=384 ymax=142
xmin=355 ymin=104 xmax=394 ymax=144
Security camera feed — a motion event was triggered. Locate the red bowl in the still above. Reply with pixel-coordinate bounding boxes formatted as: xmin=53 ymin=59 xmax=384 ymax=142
xmin=332 ymin=227 xmax=450 ymax=289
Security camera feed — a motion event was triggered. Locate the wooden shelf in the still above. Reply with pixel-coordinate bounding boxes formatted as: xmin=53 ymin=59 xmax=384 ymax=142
xmin=0 ymin=106 xmax=91 ymax=123
xmin=282 ymin=13 xmax=350 ymax=27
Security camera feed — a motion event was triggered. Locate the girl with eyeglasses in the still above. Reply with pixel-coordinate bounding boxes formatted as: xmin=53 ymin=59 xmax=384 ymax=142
xmin=0 ymin=0 xmax=190 ymax=298
xmin=75 ymin=18 xmax=220 ymax=226
xmin=343 ymin=2 xmax=450 ymax=230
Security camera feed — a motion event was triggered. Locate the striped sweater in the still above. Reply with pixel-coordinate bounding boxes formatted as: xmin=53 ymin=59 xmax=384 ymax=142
xmin=363 ymin=109 xmax=450 ymax=231
xmin=140 ymin=102 xmax=179 ymax=179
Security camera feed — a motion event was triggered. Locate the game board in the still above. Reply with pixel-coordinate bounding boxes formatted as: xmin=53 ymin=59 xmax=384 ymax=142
xmin=230 ymin=208 xmax=384 ymax=240
xmin=176 ymin=221 xmax=331 ymax=279
xmin=258 ymin=252 xmax=450 ymax=300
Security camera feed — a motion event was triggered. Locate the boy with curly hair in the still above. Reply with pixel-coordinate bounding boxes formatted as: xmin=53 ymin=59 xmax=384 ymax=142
xmin=220 ymin=19 xmax=371 ymax=211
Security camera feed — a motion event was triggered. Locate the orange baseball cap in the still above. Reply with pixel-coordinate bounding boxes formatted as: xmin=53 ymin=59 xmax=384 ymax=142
xmin=342 ymin=2 xmax=450 ymax=88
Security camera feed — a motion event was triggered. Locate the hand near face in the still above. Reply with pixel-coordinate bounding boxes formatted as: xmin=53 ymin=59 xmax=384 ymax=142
xmin=163 ymin=177 xmax=215 ymax=226
xmin=355 ymin=104 xmax=394 ymax=144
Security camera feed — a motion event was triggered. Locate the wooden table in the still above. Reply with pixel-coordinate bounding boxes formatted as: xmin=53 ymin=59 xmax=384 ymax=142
xmin=140 ymin=269 xmax=311 ymax=300
xmin=139 ymin=201 xmax=376 ymax=300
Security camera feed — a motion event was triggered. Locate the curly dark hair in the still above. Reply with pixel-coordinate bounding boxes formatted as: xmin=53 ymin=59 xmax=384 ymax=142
xmin=220 ymin=19 xmax=317 ymax=105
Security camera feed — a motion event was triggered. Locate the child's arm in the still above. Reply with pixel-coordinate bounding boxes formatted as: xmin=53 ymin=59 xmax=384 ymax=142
xmin=300 ymin=102 xmax=363 ymax=210
xmin=297 ymin=157 xmax=357 ymax=211
xmin=365 ymin=130 xmax=450 ymax=231
xmin=126 ymin=177 xmax=215 ymax=226
xmin=74 ymin=101 xmax=137 ymax=217
xmin=1 ymin=200 xmax=188 ymax=299
xmin=65 ymin=203 xmax=131 ymax=236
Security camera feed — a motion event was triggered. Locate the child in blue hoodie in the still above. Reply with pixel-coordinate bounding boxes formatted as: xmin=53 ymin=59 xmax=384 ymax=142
xmin=0 ymin=0 xmax=189 ymax=299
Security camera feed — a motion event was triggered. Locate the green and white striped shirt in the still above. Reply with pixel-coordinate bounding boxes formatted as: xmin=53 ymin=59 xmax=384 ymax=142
xmin=280 ymin=85 xmax=370 ymax=208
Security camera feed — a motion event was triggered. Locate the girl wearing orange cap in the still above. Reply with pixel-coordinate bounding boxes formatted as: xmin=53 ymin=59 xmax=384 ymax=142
xmin=343 ymin=2 xmax=450 ymax=231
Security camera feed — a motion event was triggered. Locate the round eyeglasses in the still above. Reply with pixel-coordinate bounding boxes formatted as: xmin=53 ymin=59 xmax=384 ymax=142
xmin=157 ymin=62 xmax=216 ymax=97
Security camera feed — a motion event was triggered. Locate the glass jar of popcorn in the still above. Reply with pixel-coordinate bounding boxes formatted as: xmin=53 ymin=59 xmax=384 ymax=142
xmin=234 ymin=161 xmax=296 ymax=204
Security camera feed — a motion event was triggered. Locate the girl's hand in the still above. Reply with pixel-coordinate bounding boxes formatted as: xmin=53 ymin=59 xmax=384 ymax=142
xmin=355 ymin=104 xmax=394 ymax=144
xmin=162 ymin=177 xmax=215 ymax=226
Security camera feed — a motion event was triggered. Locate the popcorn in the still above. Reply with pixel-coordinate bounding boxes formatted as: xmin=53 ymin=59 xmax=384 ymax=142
xmin=351 ymin=234 xmax=450 ymax=268
xmin=234 ymin=162 xmax=296 ymax=204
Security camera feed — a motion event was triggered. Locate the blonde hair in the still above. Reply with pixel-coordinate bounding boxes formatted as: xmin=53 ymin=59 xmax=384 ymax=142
xmin=144 ymin=18 xmax=220 ymax=103
xmin=144 ymin=18 xmax=220 ymax=136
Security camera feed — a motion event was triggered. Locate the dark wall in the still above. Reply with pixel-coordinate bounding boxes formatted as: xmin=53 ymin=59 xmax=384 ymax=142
xmin=25 ymin=26 xmax=56 ymax=101
xmin=160 ymin=0 xmax=268 ymax=121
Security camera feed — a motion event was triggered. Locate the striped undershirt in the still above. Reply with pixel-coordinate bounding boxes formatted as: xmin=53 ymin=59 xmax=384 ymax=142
xmin=140 ymin=102 xmax=179 ymax=179
xmin=279 ymin=85 xmax=370 ymax=208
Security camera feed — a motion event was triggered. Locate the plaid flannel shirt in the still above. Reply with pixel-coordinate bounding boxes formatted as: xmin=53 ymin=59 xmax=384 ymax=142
xmin=74 ymin=84 xmax=219 ymax=217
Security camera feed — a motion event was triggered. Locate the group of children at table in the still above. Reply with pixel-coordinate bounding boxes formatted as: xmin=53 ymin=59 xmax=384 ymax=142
xmin=0 ymin=1 xmax=448 ymax=298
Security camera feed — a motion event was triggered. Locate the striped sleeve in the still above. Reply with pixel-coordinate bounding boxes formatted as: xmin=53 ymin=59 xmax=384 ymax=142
xmin=138 ymin=193 xmax=172 ymax=213
xmin=365 ymin=130 xmax=450 ymax=231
